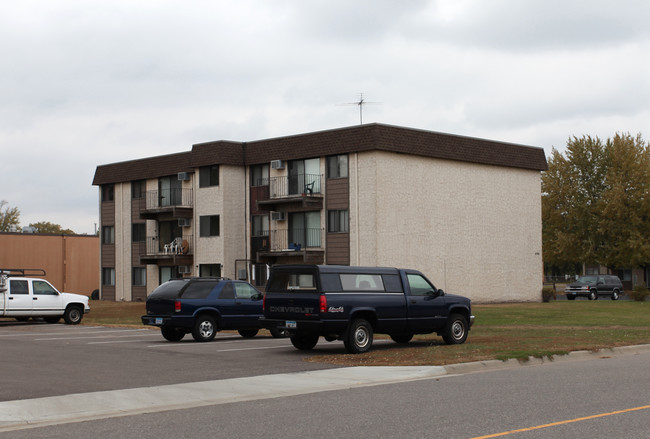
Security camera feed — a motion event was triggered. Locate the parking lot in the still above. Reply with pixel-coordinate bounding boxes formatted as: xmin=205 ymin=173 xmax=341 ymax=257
xmin=0 ymin=321 xmax=345 ymax=402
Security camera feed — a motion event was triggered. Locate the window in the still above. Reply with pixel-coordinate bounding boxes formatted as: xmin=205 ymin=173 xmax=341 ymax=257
xmin=327 ymin=154 xmax=348 ymax=179
xmin=102 ymin=268 xmax=115 ymax=286
xmin=132 ymin=180 xmax=145 ymax=199
xmin=289 ymin=212 xmax=320 ymax=248
xmin=102 ymin=184 xmax=114 ymax=202
xmin=407 ymin=274 xmax=436 ymax=296
xmin=199 ymin=165 xmax=219 ymax=188
xmin=251 ymin=164 xmax=269 ymax=186
xmin=252 ymin=215 xmax=269 ymax=237
xmin=102 ymin=226 xmax=115 ymax=244
xmin=133 ymin=267 xmax=146 ymax=286
xmin=33 ymin=281 xmax=58 ymax=295
xmin=200 ymin=215 xmax=220 ymax=237
xmin=340 ymin=274 xmax=384 ymax=291
xmin=9 ymin=280 xmax=28 ymax=295
xmin=234 ymin=282 xmax=260 ymax=299
xmin=200 ymin=264 xmax=222 ymax=277
xmin=132 ymin=223 xmax=146 ymax=242
xmin=328 ymin=209 xmax=349 ymax=233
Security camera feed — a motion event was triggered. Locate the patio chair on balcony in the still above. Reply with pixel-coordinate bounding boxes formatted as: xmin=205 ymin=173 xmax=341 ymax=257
xmin=304 ymin=181 xmax=315 ymax=195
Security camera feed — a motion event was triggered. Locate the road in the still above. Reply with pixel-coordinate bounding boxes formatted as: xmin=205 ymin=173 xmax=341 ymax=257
xmin=0 ymin=321 xmax=648 ymax=438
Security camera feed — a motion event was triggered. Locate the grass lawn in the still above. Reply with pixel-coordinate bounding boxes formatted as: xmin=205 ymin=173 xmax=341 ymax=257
xmin=84 ymin=300 xmax=650 ymax=366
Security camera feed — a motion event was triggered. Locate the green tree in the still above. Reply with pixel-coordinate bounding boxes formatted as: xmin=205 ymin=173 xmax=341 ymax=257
xmin=597 ymin=133 xmax=650 ymax=268
xmin=542 ymin=133 xmax=650 ymax=270
xmin=0 ymin=200 xmax=20 ymax=232
xmin=29 ymin=221 xmax=75 ymax=235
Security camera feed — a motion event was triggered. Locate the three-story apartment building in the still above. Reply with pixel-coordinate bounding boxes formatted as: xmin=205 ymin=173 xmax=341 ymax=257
xmin=93 ymin=123 xmax=548 ymax=302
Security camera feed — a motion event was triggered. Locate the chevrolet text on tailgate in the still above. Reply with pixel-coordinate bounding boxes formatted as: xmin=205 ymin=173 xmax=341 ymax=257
xmin=260 ymin=265 xmax=474 ymax=354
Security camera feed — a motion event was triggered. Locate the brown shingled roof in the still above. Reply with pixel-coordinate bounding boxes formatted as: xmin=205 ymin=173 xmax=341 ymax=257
xmin=92 ymin=123 xmax=547 ymax=185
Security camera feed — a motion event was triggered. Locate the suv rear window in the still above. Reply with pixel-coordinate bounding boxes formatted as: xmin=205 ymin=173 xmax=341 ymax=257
xmin=180 ymin=280 xmax=220 ymax=299
xmin=148 ymin=280 xmax=187 ymax=299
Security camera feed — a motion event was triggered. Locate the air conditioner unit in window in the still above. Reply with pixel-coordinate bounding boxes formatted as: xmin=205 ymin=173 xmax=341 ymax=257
xmin=270 ymin=160 xmax=284 ymax=170
xmin=271 ymin=211 xmax=286 ymax=221
xmin=177 ymin=172 xmax=191 ymax=181
xmin=178 ymin=218 xmax=191 ymax=227
xmin=178 ymin=265 xmax=191 ymax=274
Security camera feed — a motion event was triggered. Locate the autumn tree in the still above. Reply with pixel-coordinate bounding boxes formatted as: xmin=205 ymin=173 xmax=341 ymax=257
xmin=542 ymin=133 xmax=650 ymax=271
xmin=0 ymin=200 xmax=20 ymax=232
xmin=29 ymin=221 xmax=75 ymax=235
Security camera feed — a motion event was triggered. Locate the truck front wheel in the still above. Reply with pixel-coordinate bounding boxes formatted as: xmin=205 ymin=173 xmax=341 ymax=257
xmin=290 ymin=333 xmax=319 ymax=350
xmin=442 ymin=314 xmax=468 ymax=344
xmin=344 ymin=319 xmax=373 ymax=354
xmin=63 ymin=306 xmax=83 ymax=325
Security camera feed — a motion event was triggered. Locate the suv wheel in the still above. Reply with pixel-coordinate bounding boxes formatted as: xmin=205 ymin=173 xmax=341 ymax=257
xmin=588 ymin=290 xmax=597 ymax=301
xmin=192 ymin=316 xmax=217 ymax=342
xmin=344 ymin=319 xmax=373 ymax=354
xmin=611 ymin=290 xmax=619 ymax=301
xmin=161 ymin=326 xmax=185 ymax=342
xmin=442 ymin=314 xmax=468 ymax=344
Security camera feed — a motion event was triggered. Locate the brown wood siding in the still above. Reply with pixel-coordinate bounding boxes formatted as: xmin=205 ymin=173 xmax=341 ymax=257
xmin=326 ymin=177 xmax=350 ymax=265
xmin=132 ymin=286 xmax=146 ymax=302
xmin=326 ymin=233 xmax=350 ymax=265
xmin=326 ymin=177 xmax=349 ymax=210
xmin=101 ymin=201 xmax=115 ymax=224
xmin=102 ymin=286 xmax=115 ymax=301
xmin=101 ymin=245 xmax=115 ymax=267
xmin=250 ymin=185 xmax=270 ymax=215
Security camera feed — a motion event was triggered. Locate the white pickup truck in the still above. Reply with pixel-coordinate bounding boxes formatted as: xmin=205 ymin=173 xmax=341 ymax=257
xmin=0 ymin=269 xmax=90 ymax=324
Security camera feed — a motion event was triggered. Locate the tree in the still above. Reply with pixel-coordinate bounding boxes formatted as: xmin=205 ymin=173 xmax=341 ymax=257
xmin=0 ymin=200 xmax=20 ymax=232
xmin=597 ymin=133 xmax=650 ymax=268
xmin=542 ymin=133 xmax=650 ymax=270
xmin=29 ymin=221 xmax=75 ymax=235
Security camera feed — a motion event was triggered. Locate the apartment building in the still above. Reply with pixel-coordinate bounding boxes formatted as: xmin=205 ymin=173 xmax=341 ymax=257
xmin=92 ymin=123 xmax=548 ymax=302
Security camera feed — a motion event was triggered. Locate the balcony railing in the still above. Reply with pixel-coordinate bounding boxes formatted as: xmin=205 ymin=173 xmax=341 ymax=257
xmin=145 ymin=235 xmax=194 ymax=256
xmin=143 ymin=188 xmax=193 ymax=210
xmin=269 ymin=174 xmax=321 ymax=198
xmin=268 ymin=228 xmax=323 ymax=251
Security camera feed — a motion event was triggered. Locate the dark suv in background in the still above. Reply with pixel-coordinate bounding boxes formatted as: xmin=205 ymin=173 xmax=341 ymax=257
xmin=142 ymin=277 xmax=284 ymax=341
xmin=565 ymin=275 xmax=624 ymax=300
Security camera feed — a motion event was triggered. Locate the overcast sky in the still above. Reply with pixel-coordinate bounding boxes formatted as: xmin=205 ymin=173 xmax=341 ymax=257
xmin=2 ymin=0 xmax=649 ymax=234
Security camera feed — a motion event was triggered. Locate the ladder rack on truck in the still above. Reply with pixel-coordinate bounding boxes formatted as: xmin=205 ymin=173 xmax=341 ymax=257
xmin=0 ymin=268 xmax=47 ymax=277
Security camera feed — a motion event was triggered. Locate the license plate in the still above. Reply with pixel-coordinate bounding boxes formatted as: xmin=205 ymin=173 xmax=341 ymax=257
xmin=155 ymin=317 xmax=163 ymax=325
xmin=286 ymin=320 xmax=297 ymax=329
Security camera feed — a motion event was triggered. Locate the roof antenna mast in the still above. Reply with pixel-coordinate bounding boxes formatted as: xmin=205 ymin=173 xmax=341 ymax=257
xmin=341 ymin=93 xmax=379 ymax=125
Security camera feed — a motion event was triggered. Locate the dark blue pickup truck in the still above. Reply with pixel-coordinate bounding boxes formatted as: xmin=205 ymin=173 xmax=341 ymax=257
xmin=260 ymin=265 xmax=474 ymax=354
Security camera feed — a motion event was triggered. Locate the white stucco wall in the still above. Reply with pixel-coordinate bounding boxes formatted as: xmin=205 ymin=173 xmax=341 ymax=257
xmin=350 ymin=150 xmax=543 ymax=303
xmin=114 ymin=182 xmax=132 ymax=301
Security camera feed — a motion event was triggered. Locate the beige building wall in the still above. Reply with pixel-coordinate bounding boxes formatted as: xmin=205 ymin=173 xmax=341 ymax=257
xmin=350 ymin=150 xmax=542 ymax=303
xmin=113 ymin=182 xmax=132 ymax=301
xmin=195 ymin=165 xmax=246 ymax=279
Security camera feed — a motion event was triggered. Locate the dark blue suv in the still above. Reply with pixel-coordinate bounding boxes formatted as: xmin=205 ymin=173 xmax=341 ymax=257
xmin=142 ymin=277 xmax=282 ymax=342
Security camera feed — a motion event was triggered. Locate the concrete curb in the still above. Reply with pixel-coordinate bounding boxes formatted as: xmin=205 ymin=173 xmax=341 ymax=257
xmin=1 ymin=344 xmax=649 ymax=432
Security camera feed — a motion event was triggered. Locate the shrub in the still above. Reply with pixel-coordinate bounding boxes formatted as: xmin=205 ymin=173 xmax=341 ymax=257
xmin=629 ymin=285 xmax=650 ymax=302
xmin=541 ymin=286 xmax=556 ymax=302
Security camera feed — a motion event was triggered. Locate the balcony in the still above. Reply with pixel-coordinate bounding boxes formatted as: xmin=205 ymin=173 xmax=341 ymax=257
xmin=139 ymin=189 xmax=193 ymax=219
xmin=255 ymin=228 xmax=324 ymax=264
xmin=140 ymin=234 xmax=194 ymax=265
xmin=257 ymin=174 xmax=323 ymax=210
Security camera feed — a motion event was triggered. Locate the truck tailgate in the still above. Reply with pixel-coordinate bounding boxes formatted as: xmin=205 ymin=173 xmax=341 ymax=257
xmin=264 ymin=292 xmax=321 ymax=321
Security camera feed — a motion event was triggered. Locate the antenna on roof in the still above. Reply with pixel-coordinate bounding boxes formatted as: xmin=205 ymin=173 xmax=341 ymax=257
xmin=339 ymin=93 xmax=380 ymax=125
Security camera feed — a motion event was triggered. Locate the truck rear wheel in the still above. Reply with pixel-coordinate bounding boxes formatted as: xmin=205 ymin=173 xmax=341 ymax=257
xmin=390 ymin=334 xmax=413 ymax=344
xmin=238 ymin=329 xmax=259 ymax=338
xmin=442 ymin=314 xmax=468 ymax=345
xmin=344 ymin=319 xmax=373 ymax=354
xmin=290 ymin=333 xmax=319 ymax=350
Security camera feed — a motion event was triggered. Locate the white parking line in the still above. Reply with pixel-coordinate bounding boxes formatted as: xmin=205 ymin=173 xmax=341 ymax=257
xmin=34 ymin=330 xmax=154 ymax=341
